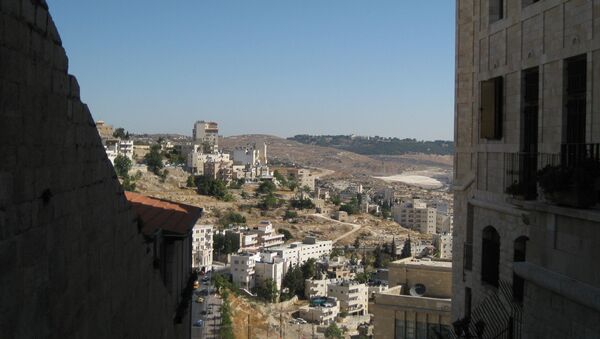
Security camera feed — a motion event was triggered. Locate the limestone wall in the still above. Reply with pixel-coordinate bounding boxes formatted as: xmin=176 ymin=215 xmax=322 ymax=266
xmin=454 ymin=0 xmax=600 ymax=337
xmin=0 ymin=1 xmax=185 ymax=337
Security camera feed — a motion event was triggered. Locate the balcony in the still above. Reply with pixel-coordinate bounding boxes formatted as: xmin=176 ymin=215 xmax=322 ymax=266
xmin=504 ymin=152 xmax=559 ymax=200
xmin=504 ymin=144 xmax=600 ymax=208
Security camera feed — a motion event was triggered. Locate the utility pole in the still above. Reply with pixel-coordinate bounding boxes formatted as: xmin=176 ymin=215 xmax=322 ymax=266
xmin=279 ymin=313 xmax=283 ymax=339
xmin=248 ymin=313 xmax=251 ymax=339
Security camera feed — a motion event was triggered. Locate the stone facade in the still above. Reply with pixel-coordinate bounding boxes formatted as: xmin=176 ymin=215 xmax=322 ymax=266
xmin=454 ymin=0 xmax=600 ymax=338
xmin=0 ymin=1 xmax=188 ymax=337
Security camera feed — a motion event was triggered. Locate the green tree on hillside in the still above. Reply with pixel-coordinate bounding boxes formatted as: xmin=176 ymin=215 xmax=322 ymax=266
xmin=113 ymin=154 xmax=132 ymax=178
xmin=145 ymin=144 xmax=164 ymax=175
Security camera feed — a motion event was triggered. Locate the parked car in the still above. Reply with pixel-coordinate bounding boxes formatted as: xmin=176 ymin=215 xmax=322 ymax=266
xmin=201 ymin=276 xmax=210 ymax=283
xmin=193 ymin=281 xmax=200 ymax=289
xmin=297 ymin=318 xmax=307 ymax=324
xmin=193 ymin=320 xmax=203 ymax=327
xmin=195 ymin=297 xmax=204 ymax=303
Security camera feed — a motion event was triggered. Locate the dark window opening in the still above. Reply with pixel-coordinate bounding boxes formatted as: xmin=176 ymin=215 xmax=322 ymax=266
xmin=464 ymin=204 xmax=474 ymax=272
xmin=481 ymin=226 xmax=500 ymax=287
xmin=490 ymin=0 xmax=504 ymax=22
xmin=480 ymin=77 xmax=504 ymax=140
xmin=523 ymin=0 xmax=541 ymax=8
xmin=564 ymin=55 xmax=587 ymax=144
xmin=513 ymin=236 xmax=528 ymax=303
xmin=465 ymin=287 xmax=472 ymax=318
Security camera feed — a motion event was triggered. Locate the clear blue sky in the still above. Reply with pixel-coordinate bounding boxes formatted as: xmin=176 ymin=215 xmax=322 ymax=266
xmin=49 ymin=1 xmax=455 ymax=140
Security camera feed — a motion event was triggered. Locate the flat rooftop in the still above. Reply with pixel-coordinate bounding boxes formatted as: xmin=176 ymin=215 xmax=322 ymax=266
xmin=390 ymin=258 xmax=452 ymax=270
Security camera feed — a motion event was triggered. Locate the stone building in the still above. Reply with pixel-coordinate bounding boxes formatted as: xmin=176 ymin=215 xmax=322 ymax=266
xmin=192 ymin=120 xmax=219 ymax=152
xmin=372 ymin=257 xmax=453 ymax=338
xmin=0 ymin=1 xmax=198 ymax=337
xmin=192 ymin=224 xmax=213 ymax=272
xmin=327 ymin=280 xmax=369 ymax=316
xmin=454 ymin=0 xmax=600 ymax=338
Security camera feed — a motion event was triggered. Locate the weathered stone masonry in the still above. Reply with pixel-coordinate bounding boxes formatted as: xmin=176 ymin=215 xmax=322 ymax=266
xmin=0 ymin=0 xmax=186 ymax=338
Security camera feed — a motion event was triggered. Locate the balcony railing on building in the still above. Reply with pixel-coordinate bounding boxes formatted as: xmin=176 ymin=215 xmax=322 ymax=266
xmin=504 ymin=143 xmax=600 ymax=207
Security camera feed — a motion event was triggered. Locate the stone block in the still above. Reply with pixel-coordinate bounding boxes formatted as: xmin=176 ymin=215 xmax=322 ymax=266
xmin=68 ymin=74 xmax=79 ymax=99
xmin=0 ymin=46 xmax=26 ymax=83
xmin=0 ymin=0 xmax=20 ymax=16
xmin=46 ymin=15 xmax=61 ymax=45
xmin=52 ymin=44 xmax=68 ymax=71
xmin=51 ymin=69 xmax=67 ymax=95
xmin=21 ymin=0 xmax=35 ymax=25
xmin=3 ymin=15 xmax=30 ymax=53
xmin=34 ymin=4 xmax=47 ymax=33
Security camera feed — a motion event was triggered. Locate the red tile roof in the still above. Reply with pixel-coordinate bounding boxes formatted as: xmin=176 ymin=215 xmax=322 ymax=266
xmin=125 ymin=192 xmax=202 ymax=236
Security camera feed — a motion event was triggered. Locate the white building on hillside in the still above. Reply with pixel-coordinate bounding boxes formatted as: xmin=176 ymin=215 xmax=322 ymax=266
xmin=269 ymin=237 xmax=332 ymax=270
xmin=327 ymin=280 xmax=369 ymax=316
xmin=192 ymin=224 xmax=213 ymax=271
xmin=392 ymin=199 xmax=437 ymax=234
xmin=231 ymin=252 xmax=260 ymax=290
xmin=433 ymin=233 xmax=453 ymax=260
xmin=192 ymin=121 xmax=219 ymax=152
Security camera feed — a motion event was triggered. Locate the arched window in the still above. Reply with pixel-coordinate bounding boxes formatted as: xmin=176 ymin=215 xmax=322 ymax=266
xmin=513 ymin=236 xmax=529 ymax=302
xmin=481 ymin=226 xmax=500 ymax=287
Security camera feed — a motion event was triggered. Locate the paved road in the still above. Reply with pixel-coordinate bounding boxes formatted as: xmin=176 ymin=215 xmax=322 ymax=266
xmin=191 ymin=274 xmax=223 ymax=339
xmin=310 ymin=213 xmax=362 ymax=243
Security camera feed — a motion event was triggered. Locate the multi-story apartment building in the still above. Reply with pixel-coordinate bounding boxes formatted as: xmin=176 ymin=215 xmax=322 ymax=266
xmin=231 ymin=252 xmax=259 ymax=290
xmin=327 ymin=280 xmax=369 ymax=316
xmin=247 ymin=221 xmax=285 ymax=248
xmin=269 ymin=237 xmax=333 ymax=270
xmin=454 ymin=1 xmax=600 ymax=337
xmin=232 ymin=142 xmax=268 ymax=166
xmin=254 ymin=252 xmax=285 ymax=291
xmin=95 ymin=120 xmax=114 ymax=140
xmin=373 ymin=257 xmax=452 ymax=338
xmin=298 ymin=297 xmax=340 ymax=325
xmin=305 ymin=278 xmax=330 ymax=299
xmin=186 ymin=146 xmax=231 ymax=175
xmin=192 ymin=120 xmax=219 ymax=152
xmin=392 ymin=199 xmax=437 ymax=234
xmin=433 ymin=232 xmax=453 ymax=260
xmin=192 ymin=224 xmax=213 ymax=271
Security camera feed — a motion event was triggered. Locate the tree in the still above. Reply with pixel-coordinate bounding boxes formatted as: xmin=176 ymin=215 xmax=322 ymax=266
xmin=195 ymin=175 xmax=230 ymax=200
xmin=330 ymin=247 xmax=344 ymax=258
xmin=301 ymin=258 xmax=317 ymax=280
xmin=325 ymin=323 xmax=343 ymax=339
xmin=218 ymin=211 xmax=246 ymax=227
xmin=273 ymin=170 xmax=287 ymax=187
xmin=213 ymin=233 xmax=240 ymax=255
xmin=302 ymin=185 xmax=311 ymax=193
xmin=353 ymin=237 xmax=361 ymax=249
xmin=113 ymin=127 xmax=127 ymax=139
xmin=355 ymin=272 xmax=370 ymax=284
xmin=330 ymin=195 xmax=341 ymax=206
xmin=219 ymin=292 xmax=235 ymax=339
xmin=290 ymin=198 xmax=315 ymax=210
xmin=145 ymin=144 xmax=164 ymax=175
xmin=277 ymin=228 xmax=293 ymax=241
xmin=186 ymin=175 xmax=195 ymax=188
xmin=121 ymin=175 xmax=136 ymax=192
xmin=400 ymin=237 xmax=412 ymax=259
xmin=257 ymin=180 xmax=276 ymax=195
xmin=259 ymin=193 xmax=280 ymax=210
xmin=254 ymin=278 xmax=279 ymax=303
xmin=339 ymin=197 xmax=359 ymax=215
xmin=287 ymin=180 xmax=298 ymax=192
xmin=113 ymin=154 xmax=132 ymax=178
xmin=282 ymin=265 xmax=304 ymax=298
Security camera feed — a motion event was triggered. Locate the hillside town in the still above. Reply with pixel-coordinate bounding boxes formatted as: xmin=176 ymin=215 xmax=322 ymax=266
xmin=97 ymin=119 xmax=454 ymax=338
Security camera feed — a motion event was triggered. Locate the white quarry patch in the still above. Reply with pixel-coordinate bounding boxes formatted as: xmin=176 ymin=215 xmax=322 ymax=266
xmin=374 ymin=173 xmax=444 ymax=189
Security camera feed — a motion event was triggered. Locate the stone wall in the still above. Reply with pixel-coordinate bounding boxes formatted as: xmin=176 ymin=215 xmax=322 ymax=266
xmin=454 ymin=0 xmax=600 ymax=337
xmin=0 ymin=1 xmax=185 ymax=337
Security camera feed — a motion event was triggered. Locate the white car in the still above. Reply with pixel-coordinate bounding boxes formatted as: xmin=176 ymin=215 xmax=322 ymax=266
xmin=296 ymin=318 xmax=307 ymax=324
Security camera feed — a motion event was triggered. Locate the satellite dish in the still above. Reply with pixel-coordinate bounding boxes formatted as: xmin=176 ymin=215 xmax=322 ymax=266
xmin=409 ymin=283 xmax=426 ymax=297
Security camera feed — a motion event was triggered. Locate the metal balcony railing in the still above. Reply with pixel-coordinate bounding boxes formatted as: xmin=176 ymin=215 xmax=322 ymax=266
xmin=560 ymin=143 xmax=600 ymax=167
xmin=504 ymin=152 xmax=559 ymax=200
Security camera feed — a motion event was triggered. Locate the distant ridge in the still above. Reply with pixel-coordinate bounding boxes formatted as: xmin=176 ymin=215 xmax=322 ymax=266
xmin=288 ymin=135 xmax=454 ymax=156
